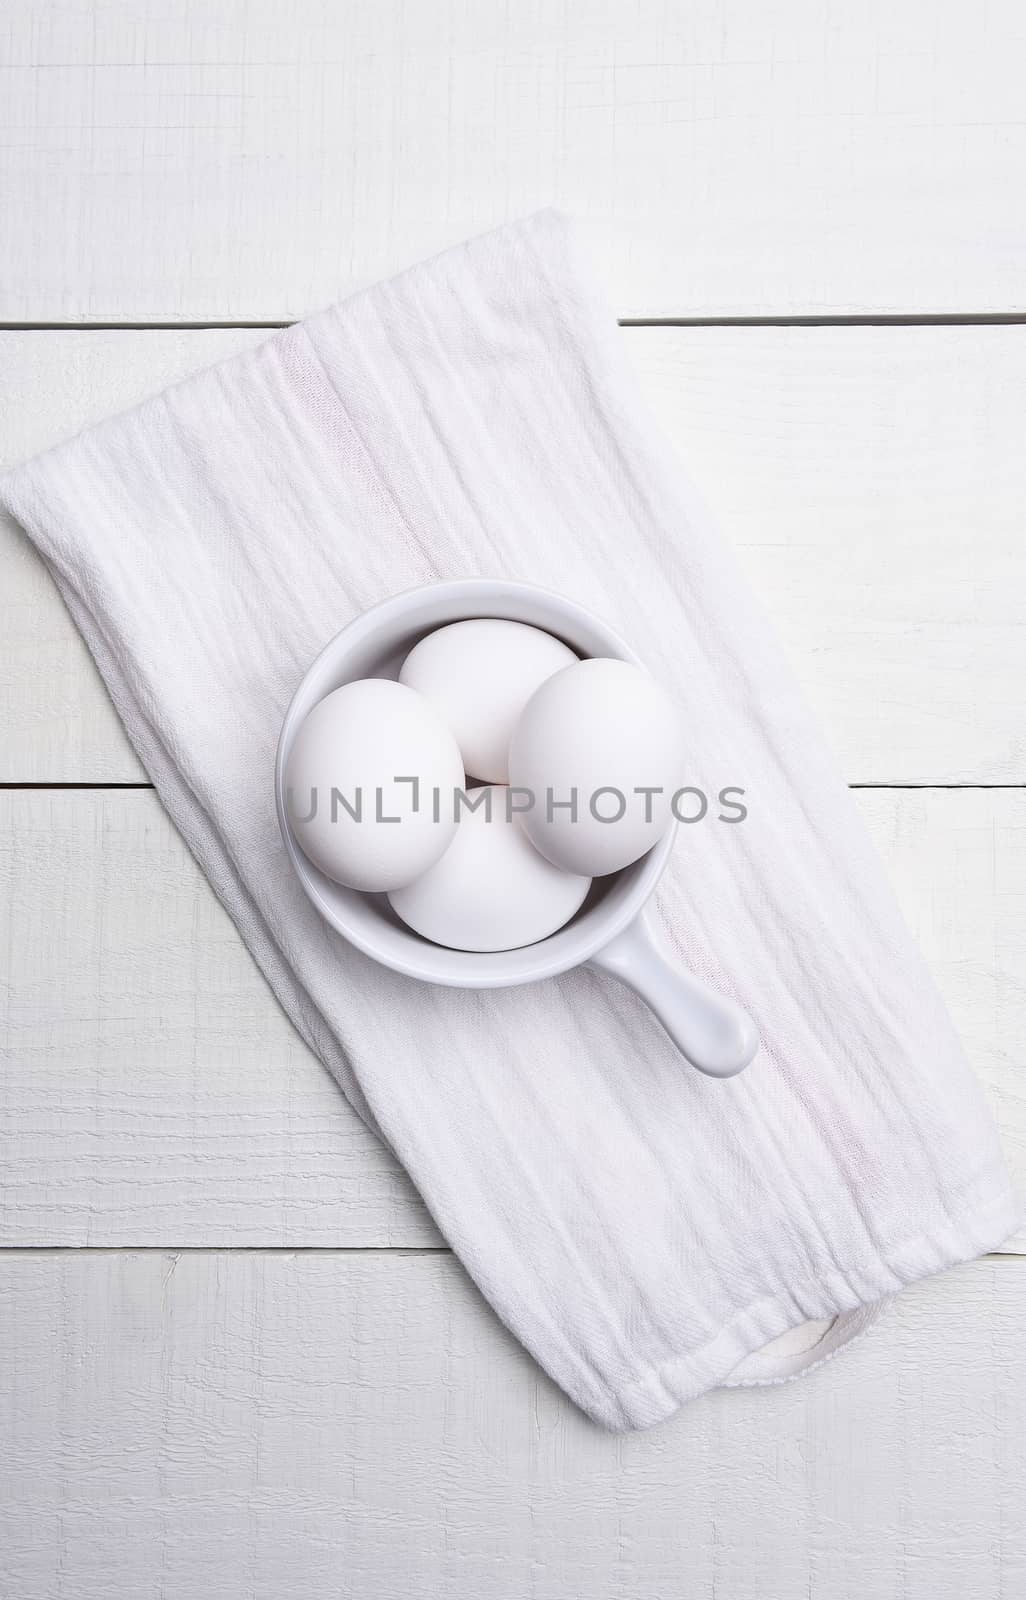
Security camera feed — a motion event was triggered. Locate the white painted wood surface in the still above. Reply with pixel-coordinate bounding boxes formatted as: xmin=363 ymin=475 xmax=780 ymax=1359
xmin=4 ymin=325 xmax=1026 ymax=783
xmin=1 ymin=1253 xmax=1024 ymax=1600
xmin=2 ymin=1 xmax=1024 ymax=1591
xmin=2 ymin=786 xmax=1023 ymax=1251
xmin=3 ymin=0 xmax=1026 ymax=321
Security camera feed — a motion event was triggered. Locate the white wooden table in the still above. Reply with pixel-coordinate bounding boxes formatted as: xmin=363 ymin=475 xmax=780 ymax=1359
xmin=2 ymin=5 xmax=1025 ymax=1596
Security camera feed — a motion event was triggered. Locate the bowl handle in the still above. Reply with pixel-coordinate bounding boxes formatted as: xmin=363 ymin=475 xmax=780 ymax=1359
xmin=589 ymin=910 xmax=758 ymax=1078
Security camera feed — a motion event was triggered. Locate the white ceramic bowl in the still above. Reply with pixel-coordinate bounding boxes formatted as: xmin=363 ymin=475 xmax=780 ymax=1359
xmin=275 ymin=579 xmax=757 ymax=1077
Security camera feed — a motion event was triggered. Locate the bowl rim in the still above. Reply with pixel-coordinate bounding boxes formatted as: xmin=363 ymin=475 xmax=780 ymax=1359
xmin=274 ymin=578 xmax=675 ymax=987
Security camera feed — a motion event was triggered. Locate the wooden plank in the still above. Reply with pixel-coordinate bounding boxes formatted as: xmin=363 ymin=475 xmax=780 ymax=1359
xmin=1 ymin=787 xmax=1022 ymax=1250
xmin=3 ymin=1 xmax=1026 ymax=321
xmin=633 ymin=326 xmax=1026 ymax=786
xmin=0 ymin=1251 xmax=1023 ymax=1600
xmin=0 ymin=787 xmax=437 ymax=1249
xmin=4 ymin=325 xmax=1026 ymax=783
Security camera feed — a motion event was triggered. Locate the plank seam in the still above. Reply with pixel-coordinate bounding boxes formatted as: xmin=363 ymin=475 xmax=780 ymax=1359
xmin=3 ymin=315 xmax=1026 ymax=332
xmin=0 ymin=782 xmax=154 ymax=790
xmin=624 ymin=315 xmax=1026 ymax=328
xmin=848 ymin=783 xmax=1026 ymax=790
xmin=0 ymin=1246 xmax=452 ymax=1256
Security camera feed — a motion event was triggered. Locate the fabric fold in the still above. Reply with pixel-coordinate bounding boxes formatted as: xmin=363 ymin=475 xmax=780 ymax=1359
xmin=2 ymin=211 xmax=1017 ymax=1429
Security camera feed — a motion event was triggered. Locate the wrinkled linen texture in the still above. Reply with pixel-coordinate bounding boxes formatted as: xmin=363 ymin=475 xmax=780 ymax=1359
xmin=2 ymin=212 xmax=1017 ymax=1430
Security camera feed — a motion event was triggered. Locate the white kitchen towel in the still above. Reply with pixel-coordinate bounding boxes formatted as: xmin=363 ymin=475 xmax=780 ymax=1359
xmin=2 ymin=212 xmax=1017 ymax=1429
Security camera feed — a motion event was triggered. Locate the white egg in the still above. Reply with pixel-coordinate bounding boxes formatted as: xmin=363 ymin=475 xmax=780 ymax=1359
xmin=399 ymin=619 xmax=577 ymax=782
xmin=285 ymin=679 xmax=464 ymax=892
xmin=508 ymin=658 xmax=685 ymax=877
xmin=388 ymin=785 xmax=591 ymax=952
